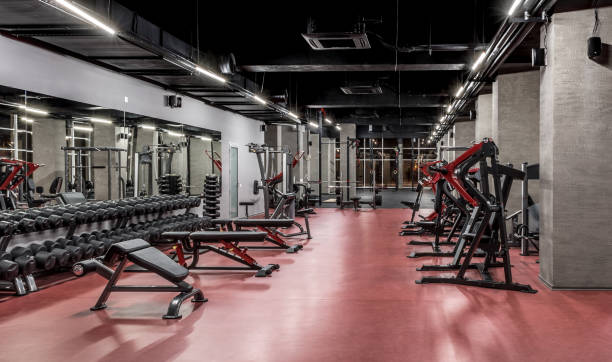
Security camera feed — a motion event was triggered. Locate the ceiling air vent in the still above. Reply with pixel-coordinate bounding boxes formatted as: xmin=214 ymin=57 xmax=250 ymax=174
xmin=340 ymin=85 xmax=383 ymax=95
xmin=302 ymin=32 xmax=371 ymax=50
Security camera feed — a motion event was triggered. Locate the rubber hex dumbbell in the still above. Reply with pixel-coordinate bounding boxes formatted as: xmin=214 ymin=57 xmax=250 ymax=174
xmin=9 ymin=247 xmax=36 ymax=275
xmin=20 ymin=211 xmax=51 ymax=230
xmin=0 ymin=252 xmax=19 ymax=282
xmin=8 ymin=213 xmax=37 ymax=233
xmin=28 ymin=243 xmax=57 ymax=271
xmin=54 ymin=238 xmax=84 ymax=263
xmin=29 ymin=209 xmax=63 ymax=228
xmin=59 ymin=237 xmax=94 ymax=260
xmin=44 ymin=208 xmax=77 ymax=226
xmin=0 ymin=219 xmax=17 ymax=237
xmin=41 ymin=240 xmax=72 ymax=268
xmin=75 ymin=234 xmax=105 ymax=256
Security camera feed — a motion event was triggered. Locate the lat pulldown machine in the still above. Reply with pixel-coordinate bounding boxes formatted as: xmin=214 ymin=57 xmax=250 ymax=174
xmin=249 ymin=144 xmax=312 ymax=239
xmin=415 ymin=140 xmax=537 ymax=293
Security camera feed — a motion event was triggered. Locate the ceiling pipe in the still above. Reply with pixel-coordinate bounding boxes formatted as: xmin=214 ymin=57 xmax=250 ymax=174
xmin=430 ymin=0 xmax=559 ymax=143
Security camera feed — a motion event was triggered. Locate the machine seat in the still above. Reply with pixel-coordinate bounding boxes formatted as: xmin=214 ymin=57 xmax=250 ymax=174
xmin=233 ymin=219 xmax=294 ymax=228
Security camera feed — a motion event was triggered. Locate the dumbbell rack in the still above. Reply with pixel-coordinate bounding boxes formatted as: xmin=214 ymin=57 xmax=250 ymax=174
xmin=0 ymin=194 xmax=207 ymax=297
xmin=203 ymin=175 xmax=221 ymax=219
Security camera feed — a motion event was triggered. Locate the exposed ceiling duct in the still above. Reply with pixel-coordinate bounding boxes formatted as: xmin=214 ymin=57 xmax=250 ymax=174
xmin=340 ymin=84 xmax=383 ymax=95
xmin=302 ymin=17 xmax=371 ymax=50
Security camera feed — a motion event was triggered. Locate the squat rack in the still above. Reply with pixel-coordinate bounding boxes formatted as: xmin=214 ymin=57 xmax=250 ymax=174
xmin=61 ymin=146 xmax=127 ymax=200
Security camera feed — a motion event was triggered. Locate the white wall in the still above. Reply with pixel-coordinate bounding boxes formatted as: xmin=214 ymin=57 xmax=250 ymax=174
xmin=0 ymin=34 xmax=264 ymax=217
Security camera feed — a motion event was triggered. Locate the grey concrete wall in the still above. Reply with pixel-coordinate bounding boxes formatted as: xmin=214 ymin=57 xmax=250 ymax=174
xmin=0 ymin=34 xmax=265 ymax=217
xmin=539 ymin=7 xmax=612 ymax=289
xmin=32 ymin=118 xmax=65 ymax=190
xmin=454 ymin=121 xmax=475 ymax=148
xmin=339 ymin=124 xmax=356 ymax=198
xmin=475 ymin=94 xmax=493 ymax=140
xmin=492 ymin=71 xmax=540 ymax=213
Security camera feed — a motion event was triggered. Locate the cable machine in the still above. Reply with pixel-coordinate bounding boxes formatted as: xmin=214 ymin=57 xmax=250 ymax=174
xmin=62 ymin=146 xmax=127 ymax=200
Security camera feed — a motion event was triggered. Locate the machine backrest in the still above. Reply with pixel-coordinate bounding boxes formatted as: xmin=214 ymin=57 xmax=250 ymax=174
xmin=49 ymin=177 xmax=63 ymax=194
xmin=59 ymin=192 xmax=87 ymax=205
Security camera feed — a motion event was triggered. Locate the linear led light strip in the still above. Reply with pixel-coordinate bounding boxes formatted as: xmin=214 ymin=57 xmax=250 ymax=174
xmin=508 ymin=0 xmax=523 ymax=16
xmin=43 ymin=0 xmax=116 ymax=35
xmin=17 ymin=105 xmax=48 ymax=115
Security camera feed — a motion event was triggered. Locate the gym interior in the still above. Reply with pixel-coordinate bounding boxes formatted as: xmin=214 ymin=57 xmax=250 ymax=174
xmin=0 ymin=1 xmax=610 ymax=361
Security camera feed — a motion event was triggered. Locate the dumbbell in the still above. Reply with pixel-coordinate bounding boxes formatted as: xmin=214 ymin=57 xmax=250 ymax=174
xmin=9 ymin=247 xmax=36 ymax=275
xmin=54 ymin=238 xmax=84 ymax=263
xmin=56 ymin=207 xmax=87 ymax=224
xmin=41 ymin=240 xmax=72 ymax=268
xmin=0 ymin=220 xmax=17 ymax=237
xmin=58 ymin=237 xmax=94 ymax=260
xmin=29 ymin=209 xmax=63 ymax=228
xmin=12 ymin=211 xmax=49 ymax=231
xmin=7 ymin=213 xmax=37 ymax=233
xmin=41 ymin=208 xmax=76 ymax=226
xmin=76 ymin=234 xmax=106 ymax=256
xmin=0 ymin=252 xmax=19 ymax=281
xmin=28 ymin=243 xmax=57 ymax=270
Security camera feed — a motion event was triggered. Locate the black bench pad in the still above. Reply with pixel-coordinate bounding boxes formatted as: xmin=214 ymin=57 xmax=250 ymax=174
xmin=233 ymin=219 xmax=294 ymax=228
xmin=127 ymin=247 xmax=189 ymax=283
xmin=162 ymin=231 xmax=191 ymax=240
xmin=108 ymin=239 xmax=150 ymax=255
xmin=211 ymin=218 xmax=234 ymax=225
xmin=189 ymin=231 xmax=267 ymax=242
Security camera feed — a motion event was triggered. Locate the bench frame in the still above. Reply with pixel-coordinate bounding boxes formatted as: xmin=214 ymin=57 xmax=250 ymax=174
xmin=76 ymin=254 xmax=206 ymax=319
xmin=164 ymin=230 xmax=280 ymax=277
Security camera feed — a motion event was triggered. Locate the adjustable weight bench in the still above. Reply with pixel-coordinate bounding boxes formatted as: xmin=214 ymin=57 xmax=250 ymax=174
xmin=72 ymin=239 xmax=206 ymax=319
xmin=233 ymin=219 xmax=304 ymax=253
xmin=162 ymin=231 xmax=280 ymax=277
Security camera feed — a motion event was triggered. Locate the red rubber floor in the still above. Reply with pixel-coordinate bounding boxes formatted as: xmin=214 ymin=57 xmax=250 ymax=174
xmin=0 ymin=208 xmax=611 ymax=362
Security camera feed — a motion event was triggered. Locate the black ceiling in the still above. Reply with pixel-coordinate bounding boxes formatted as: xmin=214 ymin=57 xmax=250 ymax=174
xmin=0 ymin=0 xmax=608 ymax=139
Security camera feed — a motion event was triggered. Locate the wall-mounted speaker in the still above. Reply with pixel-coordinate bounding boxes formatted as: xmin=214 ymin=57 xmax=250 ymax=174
xmin=260 ymin=124 xmax=267 ymax=132
xmin=166 ymin=95 xmax=182 ymax=108
xmin=531 ymin=48 xmax=546 ymax=67
xmin=588 ymin=37 xmax=602 ymax=59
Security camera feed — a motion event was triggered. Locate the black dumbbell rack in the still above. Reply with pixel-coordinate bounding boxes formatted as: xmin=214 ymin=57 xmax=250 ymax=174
xmin=157 ymin=174 xmax=183 ymax=195
xmin=0 ymin=194 xmax=209 ymax=297
xmin=203 ymin=175 xmax=221 ymax=219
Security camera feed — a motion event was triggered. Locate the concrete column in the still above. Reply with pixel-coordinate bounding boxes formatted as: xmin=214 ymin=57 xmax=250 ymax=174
xmin=454 ymin=120 xmax=475 ymax=148
xmin=320 ymin=137 xmax=333 ymax=193
xmin=492 ymin=71 xmax=540 ymax=212
xmin=339 ymin=124 xmax=356 ymax=198
xmin=32 ymin=118 xmax=65 ymax=189
xmin=92 ymin=125 xmax=117 ymax=200
xmin=475 ymin=94 xmax=493 ymax=140
xmin=189 ymin=138 xmax=213 ymax=195
xmin=310 ymin=133 xmax=320 ymax=195
xmin=398 ymin=138 xmax=404 ymax=187
xmin=539 ymin=7 xmax=612 ymax=289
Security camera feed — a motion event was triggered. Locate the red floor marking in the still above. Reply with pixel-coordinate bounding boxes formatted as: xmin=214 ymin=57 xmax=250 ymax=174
xmin=0 ymin=208 xmax=611 ymax=362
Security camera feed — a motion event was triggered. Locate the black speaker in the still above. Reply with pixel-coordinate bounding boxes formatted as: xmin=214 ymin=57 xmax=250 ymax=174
xmin=531 ymin=48 xmax=546 ymax=66
xmin=260 ymin=124 xmax=266 ymax=132
xmin=167 ymin=95 xmax=182 ymax=108
xmin=588 ymin=37 xmax=602 ymax=59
